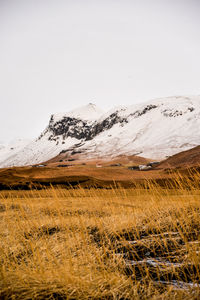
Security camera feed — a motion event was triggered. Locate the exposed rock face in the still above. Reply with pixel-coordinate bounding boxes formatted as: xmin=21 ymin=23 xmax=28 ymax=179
xmin=129 ymin=104 xmax=158 ymax=118
xmin=48 ymin=116 xmax=92 ymax=141
xmin=37 ymin=102 xmax=105 ymax=141
xmin=161 ymin=106 xmax=195 ymax=118
xmin=40 ymin=105 xmax=159 ymax=143
xmin=88 ymin=111 xmax=128 ymax=140
xmin=39 ymin=110 xmax=128 ymax=142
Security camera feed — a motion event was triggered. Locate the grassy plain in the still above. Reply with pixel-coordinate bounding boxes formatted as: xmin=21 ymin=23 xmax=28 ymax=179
xmin=0 ymin=175 xmax=200 ymax=299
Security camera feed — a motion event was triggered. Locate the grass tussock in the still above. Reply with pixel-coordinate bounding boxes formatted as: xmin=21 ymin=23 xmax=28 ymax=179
xmin=0 ymin=174 xmax=200 ymax=299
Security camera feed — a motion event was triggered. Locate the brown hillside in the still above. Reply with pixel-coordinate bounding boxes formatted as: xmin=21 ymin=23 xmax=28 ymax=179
xmin=0 ymin=155 xmax=166 ymax=190
xmin=45 ymin=153 xmax=150 ymax=166
xmin=159 ymin=145 xmax=200 ymax=169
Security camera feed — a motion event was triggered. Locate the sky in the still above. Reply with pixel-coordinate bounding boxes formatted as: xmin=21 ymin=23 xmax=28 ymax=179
xmin=0 ymin=0 xmax=200 ymax=142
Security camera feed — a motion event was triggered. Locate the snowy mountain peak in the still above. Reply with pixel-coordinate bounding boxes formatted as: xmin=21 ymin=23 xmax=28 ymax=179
xmin=52 ymin=103 xmax=104 ymax=123
xmin=1 ymin=95 xmax=200 ymax=167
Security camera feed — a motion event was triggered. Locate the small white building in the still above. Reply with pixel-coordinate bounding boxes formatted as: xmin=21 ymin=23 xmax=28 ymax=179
xmin=139 ymin=165 xmax=152 ymax=171
xmin=96 ymin=164 xmax=102 ymax=168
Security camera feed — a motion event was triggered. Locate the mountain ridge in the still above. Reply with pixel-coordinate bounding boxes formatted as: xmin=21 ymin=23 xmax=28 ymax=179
xmin=1 ymin=95 xmax=200 ymax=167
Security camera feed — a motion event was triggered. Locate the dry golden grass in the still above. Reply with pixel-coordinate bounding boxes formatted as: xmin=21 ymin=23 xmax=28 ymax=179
xmin=0 ymin=174 xmax=200 ymax=299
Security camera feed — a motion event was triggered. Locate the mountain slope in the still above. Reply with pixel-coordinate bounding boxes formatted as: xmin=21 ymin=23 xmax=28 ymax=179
xmin=0 ymin=139 xmax=31 ymax=164
xmin=158 ymin=145 xmax=200 ymax=169
xmin=0 ymin=104 xmax=104 ymax=167
xmin=0 ymin=96 xmax=200 ymax=167
xmin=78 ymin=96 xmax=200 ymax=159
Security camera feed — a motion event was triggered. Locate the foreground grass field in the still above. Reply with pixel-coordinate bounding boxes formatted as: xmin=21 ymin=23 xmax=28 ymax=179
xmin=0 ymin=177 xmax=200 ymax=299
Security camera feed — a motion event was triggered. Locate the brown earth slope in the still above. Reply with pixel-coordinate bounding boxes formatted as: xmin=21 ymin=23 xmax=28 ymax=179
xmin=0 ymin=155 xmax=165 ymax=190
xmin=1 ymin=149 xmax=200 ymax=190
xmin=158 ymin=145 xmax=200 ymax=169
xmin=45 ymin=153 xmax=150 ymax=166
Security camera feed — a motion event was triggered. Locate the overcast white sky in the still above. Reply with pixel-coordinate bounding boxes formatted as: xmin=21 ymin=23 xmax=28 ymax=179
xmin=0 ymin=0 xmax=200 ymax=142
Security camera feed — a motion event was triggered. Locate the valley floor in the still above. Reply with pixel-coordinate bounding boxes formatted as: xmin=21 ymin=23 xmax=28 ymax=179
xmin=0 ymin=180 xmax=200 ymax=299
xmin=0 ymin=157 xmax=196 ymax=190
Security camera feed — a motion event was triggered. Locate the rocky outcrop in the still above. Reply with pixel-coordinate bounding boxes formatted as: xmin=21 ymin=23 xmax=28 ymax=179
xmin=86 ymin=111 xmax=128 ymax=140
xmin=48 ymin=116 xmax=92 ymax=141
xmin=38 ymin=110 xmax=129 ymax=142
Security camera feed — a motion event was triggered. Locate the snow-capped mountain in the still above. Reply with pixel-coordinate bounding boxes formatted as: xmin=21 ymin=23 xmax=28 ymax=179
xmin=0 ymin=139 xmax=31 ymax=165
xmin=1 ymin=96 xmax=200 ymax=167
